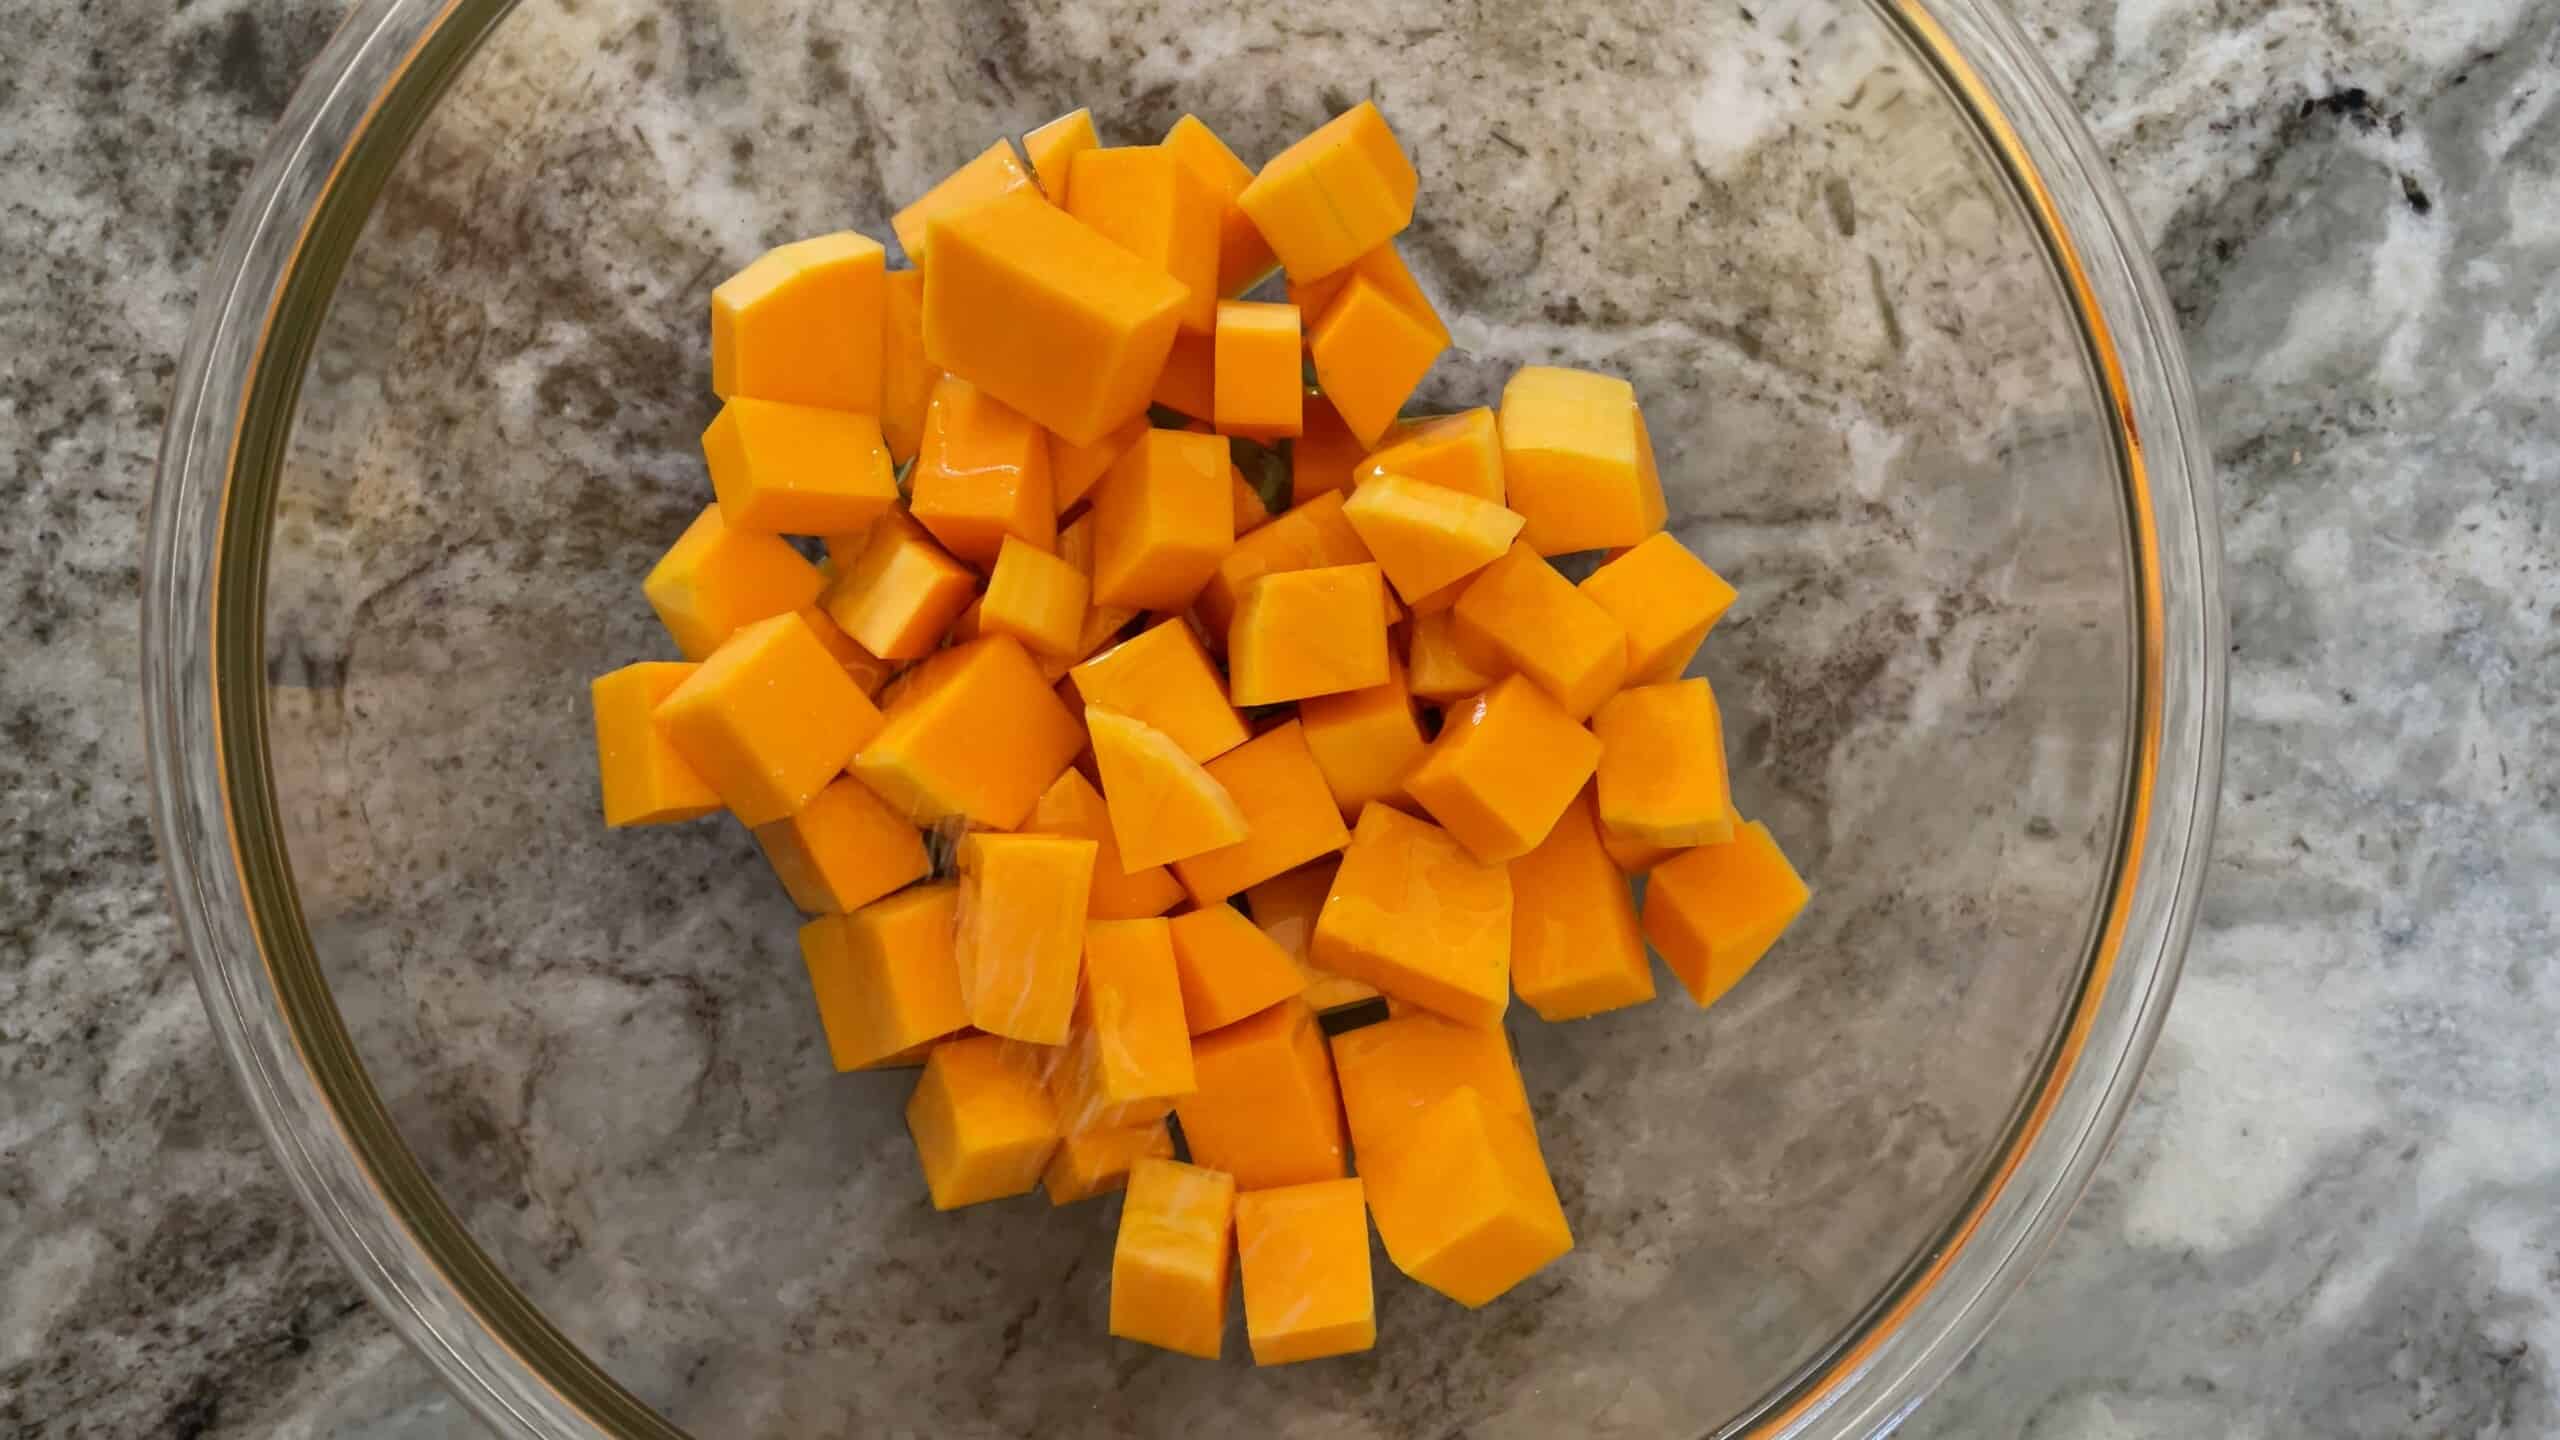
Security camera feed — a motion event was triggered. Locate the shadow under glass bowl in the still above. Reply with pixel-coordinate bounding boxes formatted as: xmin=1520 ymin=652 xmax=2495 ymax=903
xmin=145 ymin=1 xmax=2223 ymax=1435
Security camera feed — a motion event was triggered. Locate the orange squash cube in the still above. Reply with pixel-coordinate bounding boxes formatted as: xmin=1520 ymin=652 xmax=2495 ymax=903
xmin=880 ymin=269 xmax=937 ymax=464
xmin=1051 ymin=412 xmax=1148 ymax=517
xmin=1592 ymin=679 xmax=1734 ymax=847
xmin=1150 ymin=329 xmax=1216 ymax=422
xmin=1234 ymin=1179 xmax=1376 ymax=1365
xmin=1212 ymin=301 xmax=1304 ymax=440
xmin=1643 ymin=819 xmax=1811 ymax=1009
xmin=818 ymin=509 xmax=976 ymax=661
xmin=1237 ymin=100 xmax=1417 ymax=281
xmin=1067 ymin=144 xmax=1222 ymax=336
xmin=590 ymin=663 xmax=721 ymax=827
xmin=954 ymin=832 xmax=1096 ymax=1045
xmin=1330 ymin=1010 xmax=1532 ymax=1157
xmin=1509 ymin=788 xmax=1654 ymax=1020
xmin=753 ymin=773 xmax=930 ymax=914
xmin=1045 ymin=1118 xmax=1174 ymax=1205
xmin=644 ymin=503 xmax=827 ymax=661
xmin=1362 ymin=1086 xmax=1572 ymax=1307
xmin=1087 ymin=708 xmax=1249 ymax=869
xmin=654 ymin=612 xmax=879 ymax=826
xmin=1601 ymin=820 xmax=1685 ymax=875
xmin=799 ymin=884 xmax=967 ymax=1070
xmin=1165 ymin=903 xmax=1307 ymax=1034
xmin=980 ymin=537 xmax=1088 ymax=659
xmin=1068 ymin=617 xmax=1247 ymax=763
xmin=1290 ymin=392 xmax=1368 ymax=507
xmin=1025 ymin=767 xmax=1184 ymax=921
xmin=1498 ymin=366 xmax=1670 ymax=554
xmin=1579 ymin=532 xmax=1737 ymax=683
xmin=1406 ymin=609 xmax=1498 ymax=703
xmin=921 ymin=188 xmax=1188 ymax=447
xmin=1164 ymin=114 xmax=1281 ymax=298
xmin=1231 ymin=466 xmax=1274 ymax=535
xmin=701 ymin=398 xmax=899 ymax=536
xmin=1356 ymin=406 xmax=1501 ymax=503
xmin=711 ymin=231 xmax=885 ymax=413
xmin=1052 ymin=918 xmax=1197 ymax=1132
xmin=1228 ymin=563 xmax=1389 ymax=706
xmin=1311 ymin=804 xmax=1510 ymax=1027
xmin=794 ymin=604 xmax=897 ymax=697
xmin=891 ymin=138 xmax=1036 ymax=264
xmin=1342 ymin=472 xmax=1524 ymax=603
xmin=1289 ymin=241 xmax=1449 ymax=346
xmin=1090 ymin=428 xmax=1234 ymax=612
xmin=1174 ymin=997 xmax=1346 ymax=1189
xmin=1405 ymin=673 xmax=1601 ymax=864
xmin=909 ymin=375 xmax=1055 ymax=568
xmin=1170 ymin=721 xmax=1353 ymax=905
xmin=1195 ymin=488 xmax=1374 ymax=637
xmin=854 ymin=635 xmax=1087 ymax=829
xmin=905 ymin=1033 xmax=1061 ymax=1209
xmin=1022 ymin=107 xmax=1098 ymax=198
xmin=1243 ymin=861 xmax=1379 ymax=1013
xmin=1450 ymin=543 xmax=1629 ymax=720
xmin=1298 ymin=656 xmax=1427 ymax=822
xmin=1309 ymin=272 xmax=1446 ymax=449
xmin=1110 ymin=1158 xmax=1236 ymax=1358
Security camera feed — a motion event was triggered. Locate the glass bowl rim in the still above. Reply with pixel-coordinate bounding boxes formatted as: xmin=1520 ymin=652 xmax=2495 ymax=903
xmin=141 ymin=1 xmax=2226 ymax=1435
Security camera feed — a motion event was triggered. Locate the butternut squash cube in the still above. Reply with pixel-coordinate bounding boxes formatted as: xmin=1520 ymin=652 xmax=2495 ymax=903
xmin=1234 ymin=1179 xmax=1376 ymax=1365
xmin=1449 ymin=543 xmax=1629 ymax=720
xmin=711 ymin=231 xmax=885 ymax=413
xmin=1212 ymin=301 xmax=1304 ymax=440
xmin=1291 ymin=392 xmax=1368 ymax=507
xmin=1067 ymin=144 xmax=1222 ymax=336
xmin=1311 ymin=804 xmax=1510 ymax=1027
xmin=1342 ymin=473 xmax=1524 ymax=604
xmin=795 ymin=604 xmax=897 ymax=697
xmin=1231 ymin=466 xmax=1274 ymax=535
xmin=1151 ymin=329 xmax=1217 ymax=422
xmin=1087 ymin=707 xmax=1249 ymax=869
xmin=1592 ymin=679 xmax=1734 ymax=848
xmin=1174 ymin=997 xmax=1347 ymax=1189
xmin=1497 ymin=365 xmax=1670 ymax=555
xmin=819 ymin=509 xmax=977 ymax=661
xmin=921 ymin=188 xmax=1189 ymax=446
xmin=1601 ymin=820 xmax=1685 ymax=875
xmin=654 ymin=612 xmax=880 ymax=826
xmin=1508 ymin=788 xmax=1655 ymax=1020
xmin=1309 ymin=272 xmax=1446 ymax=448
xmin=1164 ymin=114 xmax=1281 ymax=298
xmin=1579 ymin=532 xmax=1737 ymax=683
xmin=590 ymin=662 xmax=721 ymax=826
xmin=1052 ymin=918 xmax=1197 ymax=1132
xmin=1244 ymin=862 xmax=1379 ymax=1013
xmin=1165 ymin=903 xmax=1307 ymax=1034
xmin=1298 ymin=655 xmax=1427 ymax=822
xmin=644 ymin=503 xmax=827 ymax=661
xmin=905 ymin=1032 xmax=1061 ymax=1210
xmin=854 ymin=635 xmax=1087 ymax=829
xmin=909 ymin=374 xmax=1056 ymax=569
xmin=1090 ymin=428 xmax=1234 ymax=611
xmin=1110 ymin=1158 xmax=1236 ymax=1358
xmin=954 ymin=832 xmax=1096 ymax=1045
xmin=1026 ymin=766 xmax=1183 ymax=921
xmin=753 ymin=773 xmax=930 ymax=914
xmin=799 ymin=883 xmax=967 ymax=1071
xmin=1044 ymin=1119 xmax=1174 ymax=1205
xmin=1228 ymin=563 xmax=1389 ymax=706
xmin=881 ymin=268 xmax=937 ymax=464
xmin=1022 ymin=107 xmax=1098 ymax=199
xmin=1330 ymin=1011 xmax=1532 ymax=1157
xmin=1405 ymin=609 xmax=1498 ymax=703
xmin=1170 ymin=721 xmax=1353 ymax=905
xmin=1362 ymin=1086 xmax=1572 ymax=1307
xmin=1068 ymin=617 xmax=1247 ymax=763
xmin=1237 ymin=100 xmax=1417 ymax=282
xmin=891 ymin=138 xmax=1036 ymax=264
xmin=1643 ymin=819 xmax=1810 ymax=1009
xmin=981 ymin=536 xmax=1088 ymax=659
xmin=1195 ymin=488 xmax=1374 ymax=637
xmin=1405 ymin=673 xmax=1601 ymax=864
xmin=1051 ymin=412 xmax=1148 ymax=517
xmin=701 ymin=398 xmax=898 ymax=536
xmin=1288 ymin=241 xmax=1449 ymax=346
xmin=1356 ymin=406 xmax=1501 ymax=503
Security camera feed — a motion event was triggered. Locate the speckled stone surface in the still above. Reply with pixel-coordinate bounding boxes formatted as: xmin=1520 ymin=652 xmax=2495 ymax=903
xmin=3 ymin=1 xmax=2556 ymax=1437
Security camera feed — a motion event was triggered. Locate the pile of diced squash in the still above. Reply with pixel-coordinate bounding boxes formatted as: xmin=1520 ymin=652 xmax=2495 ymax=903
xmin=589 ymin=100 xmax=1810 ymax=1366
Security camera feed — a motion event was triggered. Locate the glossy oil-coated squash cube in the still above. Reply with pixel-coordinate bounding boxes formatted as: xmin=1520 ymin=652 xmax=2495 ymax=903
xmin=981 ymin=537 xmax=1088 ymax=659
xmin=1508 ymin=788 xmax=1654 ymax=1021
xmin=1068 ymin=617 xmax=1247 ymax=763
xmin=1022 ymin=107 xmax=1098 ymax=199
xmin=1405 ymin=609 xmax=1497 ymax=703
xmin=644 ymin=503 xmax=827 ymax=661
xmin=1195 ymin=488 xmax=1373 ymax=638
xmin=1342 ymin=472 xmax=1523 ymax=603
xmin=712 ymin=232 xmax=885 ymax=413
xmin=1298 ymin=655 xmax=1427 ymax=823
xmin=1579 ymin=532 xmax=1737 ymax=683
xmin=892 ymin=138 xmax=1036 ymax=264
xmin=753 ymin=773 xmax=930 ymax=914
xmin=1362 ymin=1086 xmax=1571 ymax=1307
xmin=1243 ymin=861 xmax=1378 ymax=1014
xmin=1051 ymin=413 xmax=1148 ymax=517
xmin=1311 ymin=804 xmax=1510 ymax=1027
xmin=1025 ymin=767 xmax=1185 ymax=921
xmin=909 ymin=374 xmax=1055 ymax=569
xmin=1643 ymin=819 xmax=1810 ymax=1009
xmin=1404 ymin=673 xmax=1601 ymax=864
xmin=1044 ymin=1119 xmax=1173 ymax=1205
xmin=1212 ymin=301 xmax=1304 ymax=440
xmin=702 ymin=398 xmax=899 ymax=536
xmin=819 ymin=509 xmax=977 ymax=662
xmin=1088 ymin=707 xmax=1249 ymax=870
xmin=1355 ymin=406 xmax=1501 ymax=502
xmin=1090 ymin=429 xmax=1234 ymax=612
xmin=1309 ymin=273 xmax=1446 ymax=449
xmin=1164 ymin=114 xmax=1281 ymax=298
xmin=853 ymin=635 xmax=1086 ymax=829
xmin=1227 ymin=563 xmax=1390 ymax=707
xmin=1051 ymin=918 xmax=1197 ymax=1133
xmin=1591 ymin=679 xmax=1734 ymax=848
xmin=1289 ymin=241 xmax=1448 ymax=346
xmin=654 ymin=612 xmax=881 ymax=826
xmin=1329 ymin=1010 xmax=1532 ymax=1154
xmin=1449 ymin=543 xmax=1628 ymax=720
xmin=1067 ymin=144 xmax=1222 ymax=335
xmin=1164 ymin=903 xmax=1308 ymax=1034
xmin=589 ymin=663 xmax=721 ymax=827
xmin=1498 ymin=365 xmax=1669 ymax=555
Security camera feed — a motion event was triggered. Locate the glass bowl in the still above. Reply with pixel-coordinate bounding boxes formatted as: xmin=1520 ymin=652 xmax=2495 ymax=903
xmin=144 ymin=1 xmax=2223 ymax=1435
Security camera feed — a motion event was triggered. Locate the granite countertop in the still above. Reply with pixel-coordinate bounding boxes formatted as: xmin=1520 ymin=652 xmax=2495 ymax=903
xmin=7 ymin=0 xmax=2558 ymax=1435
